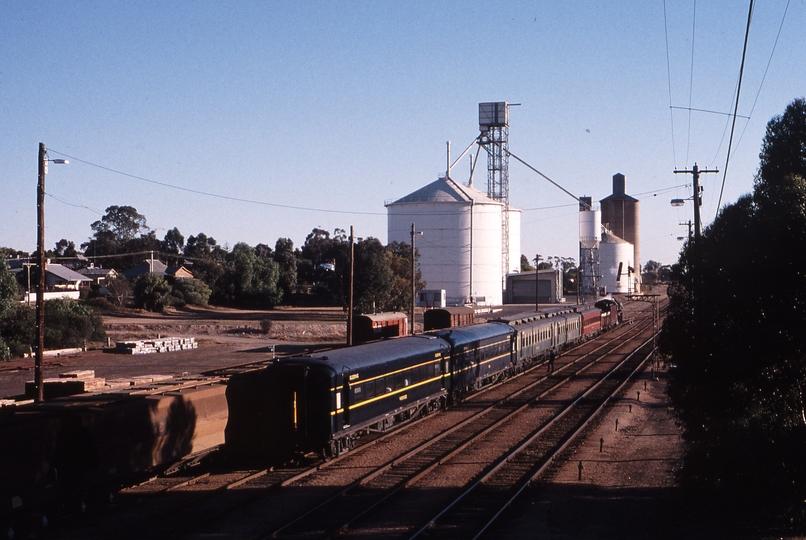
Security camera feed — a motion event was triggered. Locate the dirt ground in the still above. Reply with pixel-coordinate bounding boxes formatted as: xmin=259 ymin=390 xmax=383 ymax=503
xmin=0 ymin=305 xmax=349 ymax=398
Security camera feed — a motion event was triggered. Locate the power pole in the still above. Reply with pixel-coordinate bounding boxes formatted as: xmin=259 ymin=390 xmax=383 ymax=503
xmin=534 ymin=254 xmax=541 ymax=312
xmin=674 ymin=163 xmax=718 ymax=240
xmin=410 ymin=223 xmax=416 ymax=335
xmin=36 ymin=143 xmax=46 ymax=402
xmin=347 ymin=226 xmax=354 ymax=346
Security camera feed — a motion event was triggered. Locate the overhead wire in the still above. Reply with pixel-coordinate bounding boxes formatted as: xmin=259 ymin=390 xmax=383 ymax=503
xmin=716 ymin=0 xmax=755 ymax=214
xmin=48 ymin=149 xmax=387 ymax=217
xmin=663 ymin=0 xmax=678 ymax=167
xmin=685 ymin=0 xmax=698 ymax=166
xmin=731 ymin=0 xmax=791 ymax=170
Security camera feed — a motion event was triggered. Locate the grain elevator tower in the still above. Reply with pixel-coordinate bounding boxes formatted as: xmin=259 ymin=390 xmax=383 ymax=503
xmin=478 ymin=102 xmax=511 ymax=284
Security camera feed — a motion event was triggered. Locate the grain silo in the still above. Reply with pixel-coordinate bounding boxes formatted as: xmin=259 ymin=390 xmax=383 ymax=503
xmin=386 ymin=176 xmax=520 ymax=306
xmin=600 ymin=173 xmax=640 ymax=274
xmin=599 ymin=231 xmax=635 ymax=294
xmin=578 ymin=196 xmax=601 ymax=298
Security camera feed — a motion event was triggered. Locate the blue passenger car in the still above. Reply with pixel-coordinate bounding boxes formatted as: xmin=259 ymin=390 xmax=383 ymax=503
xmin=226 ymin=335 xmax=449 ymax=460
xmin=433 ymin=322 xmax=515 ymax=399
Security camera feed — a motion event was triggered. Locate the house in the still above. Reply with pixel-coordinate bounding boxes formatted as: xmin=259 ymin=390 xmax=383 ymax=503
xmin=77 ymin=264 xmax=119 ymax=287
xmin=122 ymin=259 xmax=194 ymax=281
xmin=9 ymin=260 xmax=92 ymax=302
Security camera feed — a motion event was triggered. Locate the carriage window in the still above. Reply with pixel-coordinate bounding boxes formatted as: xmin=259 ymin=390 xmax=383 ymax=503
xmin=365 ymin=382 xmax=375 ymax=399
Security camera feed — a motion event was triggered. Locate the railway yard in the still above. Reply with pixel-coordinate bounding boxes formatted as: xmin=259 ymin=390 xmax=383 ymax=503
xmin=0 ymin=298 xmax=775 ymax=538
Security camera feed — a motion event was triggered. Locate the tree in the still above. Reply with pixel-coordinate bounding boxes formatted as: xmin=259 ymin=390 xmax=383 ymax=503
xmin=520 ymin=254 xmax=534 ymax=272
xmin=184 ymin=233 xmax=226 ymax=290
xmin=642 ymin=259 xmax=662 ymax=285
xmin=0 ymin=252 xmax=23 ymax=358
xmin=0 ymin=251 xmax=21 ymax=309
xmin=214 ymin=243 xmax=282 ymax=308
xmin=352 ymin=238 xmax=394 ymax=313
xmin=133 ymin=273 xmax=174 ymax=312
xmin=53 ymin=239 xmax=78 ymax=258
xmin=171 ymin=278 xmax=211 ymax=307
xmin=160 ymin=227 xmax=185 ymax=265
xmin=273 ymin=238 xmax=297 ymax=300
xmin=90 ymin=205 xmax=149 ymax=245
xmin=661 ymin=99 xmax=806 ymax=520
xmin=82 ymin=205 xmax=159 ymax=270
xmin=385 ymin=241 xmax=425 ymax=312
xmin=106 ymin=275 xmax=132 ymax=307
xmin=44 ymin=299 xmax=106 ymax=348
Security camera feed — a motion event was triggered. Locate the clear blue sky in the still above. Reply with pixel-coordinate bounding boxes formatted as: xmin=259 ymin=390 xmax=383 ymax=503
xmin=2 ymin=1 xmax=803 ymax=267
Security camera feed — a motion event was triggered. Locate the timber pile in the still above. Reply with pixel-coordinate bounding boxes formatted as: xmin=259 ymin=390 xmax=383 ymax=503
xmin=113 ymin=336 xmax=198 ymax=355
xmin=22 ymin=370 xmax=179 ymax=400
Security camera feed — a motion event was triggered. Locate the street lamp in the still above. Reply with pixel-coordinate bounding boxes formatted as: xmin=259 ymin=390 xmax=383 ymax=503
xmin=35 ymin=143 xmax=68 ymax=402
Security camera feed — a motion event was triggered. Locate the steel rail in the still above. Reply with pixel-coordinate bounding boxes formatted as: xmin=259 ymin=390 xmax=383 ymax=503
xmin=263 ymin=318 xmax=655 ymax=539
xmin=409 ymin=333 xmax=657 ymax=540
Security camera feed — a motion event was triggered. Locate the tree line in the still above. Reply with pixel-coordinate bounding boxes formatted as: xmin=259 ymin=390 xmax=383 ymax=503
xmin=660 ymin=98 xmax=806 ymax=526
xmin=3 ymin=206 xmax=425 ymax=315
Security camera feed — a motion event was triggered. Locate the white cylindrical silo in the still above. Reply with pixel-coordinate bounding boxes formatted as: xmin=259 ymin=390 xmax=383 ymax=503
xmin=599 ymin=233 xmax=634 ymax=294
xmin=579 ymin=209 xmax=601 ymax=249
xmin=386 ymin=176 xmax=506 ymax=306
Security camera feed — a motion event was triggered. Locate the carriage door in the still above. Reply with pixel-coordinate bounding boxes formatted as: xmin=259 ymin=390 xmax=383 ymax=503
xmin=341 ymin=371 xmax=352 ymax=427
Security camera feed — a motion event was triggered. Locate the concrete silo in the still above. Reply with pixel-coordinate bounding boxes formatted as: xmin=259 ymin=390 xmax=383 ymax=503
xmin=578 ymin=196 xmax=601 ymax=298
xmin=600 ymin=173 xmax=640 ymax=275
xmin=386 ymin=176 xmax=517 ymax=306
xmin=599 ymin=231 xmax=635 ymax=294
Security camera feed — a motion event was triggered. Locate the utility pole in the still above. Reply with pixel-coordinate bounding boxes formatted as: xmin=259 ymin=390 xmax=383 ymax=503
xmin=347 ymin=226 xmax=354 ymax=346
xmin=674 ymin=163 xmax=718 ymax=240
xmin=36 ymin=143 xmax=46 ymax=402
xmin=410 ymin=223 xmax=416 ymax=335
xmin=34 ymin=143 xmax=67 ymax=402
xmin=534 ymin=254 xmax=541 ymax=312
xmin=679 ymin=220 xmax=692 ymax=244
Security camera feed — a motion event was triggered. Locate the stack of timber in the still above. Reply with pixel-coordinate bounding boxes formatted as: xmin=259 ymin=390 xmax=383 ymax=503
xmin=24 ymin=371 xmax=181 ymax=400
xmin=113 ymin=336 xmax=198 ymax=355
xmin=25 ymin=369 xmax=106 ymax=400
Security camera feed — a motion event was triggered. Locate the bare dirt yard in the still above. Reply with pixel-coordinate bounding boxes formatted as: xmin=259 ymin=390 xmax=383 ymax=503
xmin=0 ymin=305 xmax=349 ymax=398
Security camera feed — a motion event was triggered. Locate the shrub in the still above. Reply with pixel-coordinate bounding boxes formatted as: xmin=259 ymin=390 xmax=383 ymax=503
xmin=133 ymin=274 xmax=174 ymax=312
xmin=172 ymin=278 xmax=211 ymax=307
xmin=44 ymin=298 xmax=106 ymax=348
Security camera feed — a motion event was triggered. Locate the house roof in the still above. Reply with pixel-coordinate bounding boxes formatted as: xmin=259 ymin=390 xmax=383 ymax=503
xmin=77 ymin=266 xmax=117 ymax=277
xmin=123 ymin=260 xmax=193 ymax=279
xmin=46 ymin=264 xmax=92 ymax=283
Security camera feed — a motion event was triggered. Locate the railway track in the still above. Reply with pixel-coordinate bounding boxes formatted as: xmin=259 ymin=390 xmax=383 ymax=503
xmin=48 ymin=300 xmax=664 ymax=539
xmin=164 ymin=302 xmax=656 ymax=538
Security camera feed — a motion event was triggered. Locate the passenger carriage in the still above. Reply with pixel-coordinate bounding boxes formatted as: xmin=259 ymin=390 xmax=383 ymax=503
xmin=432 ymin=323 xmax=516 ymax=399
xmin=227 ymin=336 xmax=449 ymax=459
